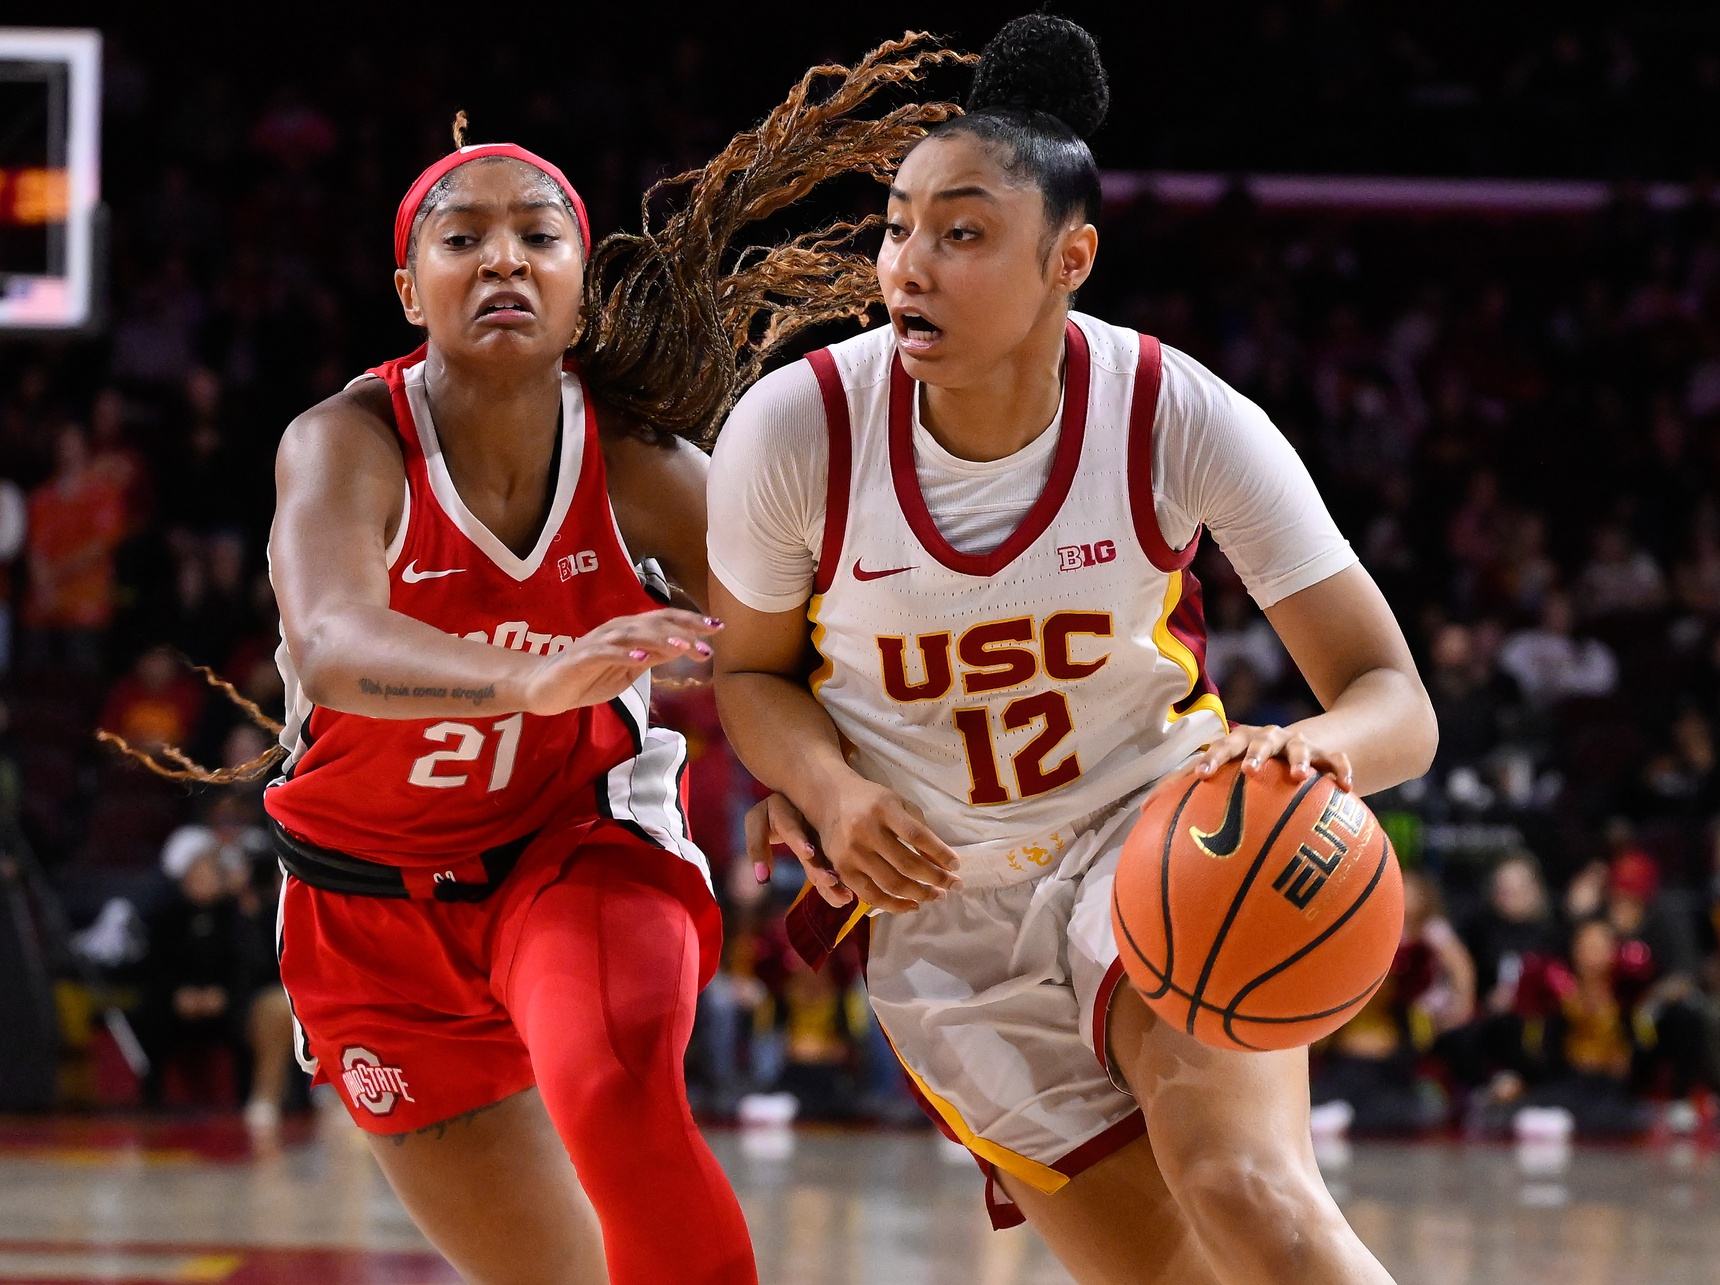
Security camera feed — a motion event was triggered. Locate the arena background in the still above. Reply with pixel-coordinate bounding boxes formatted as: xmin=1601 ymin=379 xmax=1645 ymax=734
xmin=4 ymin=3 xmax=1720 ymax=1282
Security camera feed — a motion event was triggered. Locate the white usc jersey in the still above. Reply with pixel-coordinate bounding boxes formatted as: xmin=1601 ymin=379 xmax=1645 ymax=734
xmin=805 ymin=312 xmax=1226 ymax=866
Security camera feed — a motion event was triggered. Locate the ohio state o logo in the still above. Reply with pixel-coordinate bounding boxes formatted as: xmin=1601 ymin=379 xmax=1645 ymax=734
xmin=340 ymin=1046 xmax=415 ymax=1116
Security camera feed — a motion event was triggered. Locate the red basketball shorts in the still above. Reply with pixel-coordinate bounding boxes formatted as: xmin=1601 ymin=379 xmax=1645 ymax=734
xmin=277 ymin=817 xmax=721 ymax=1134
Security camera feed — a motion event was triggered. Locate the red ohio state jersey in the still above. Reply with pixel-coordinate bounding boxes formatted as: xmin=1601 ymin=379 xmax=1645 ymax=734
xmin=264 ymin=348 xmax=705 ymax=883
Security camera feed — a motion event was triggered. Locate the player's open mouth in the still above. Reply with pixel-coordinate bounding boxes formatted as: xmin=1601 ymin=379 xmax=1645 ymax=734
xmin=895 ymin=311 xmax=943 ymax=355
xmin=475 ymin=292 xmax=535 ymax=322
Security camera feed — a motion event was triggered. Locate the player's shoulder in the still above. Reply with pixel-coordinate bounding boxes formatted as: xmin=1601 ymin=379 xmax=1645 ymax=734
xmin=278 ymin=375 xmax=404 ymax=478
xmin=819 ymin=320 xmax=897 ymax=391
xmin=1070 ymin=310 xmax=1144 ymax=380
xmin=714 ymin=333 xmax=886 ymax=463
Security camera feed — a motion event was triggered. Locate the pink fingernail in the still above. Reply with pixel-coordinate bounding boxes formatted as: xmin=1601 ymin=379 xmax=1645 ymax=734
xmin=753 ymin=861 xmax=770 ymax=883
xmin=704 ymin=616 xmax=725 ymax=628
xmin=694 ymin=642 xmax=713 ymax=657
xmin=629 ymin=649 xmax=650 ymax=661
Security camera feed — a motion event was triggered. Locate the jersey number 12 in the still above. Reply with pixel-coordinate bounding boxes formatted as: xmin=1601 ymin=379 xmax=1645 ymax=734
xmin=953 ymin=692 xmax=1081 ymax=805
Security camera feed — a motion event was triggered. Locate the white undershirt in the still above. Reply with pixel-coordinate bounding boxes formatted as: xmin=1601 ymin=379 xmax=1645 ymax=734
xmin=913 ymin=388 xmax=1062 ymax=554
xmin=707 ymin=337 xmax=1356 ymax=614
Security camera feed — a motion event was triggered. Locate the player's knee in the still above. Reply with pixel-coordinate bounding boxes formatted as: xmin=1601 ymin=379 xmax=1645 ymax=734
xmin=540 ymin=1055 xmax=695 ymax=1171
xmin=1165 ymin=1147 xmax=1333 ymax=1267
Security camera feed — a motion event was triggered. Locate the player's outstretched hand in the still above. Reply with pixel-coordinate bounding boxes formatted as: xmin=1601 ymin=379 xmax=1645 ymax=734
xmin=803 ymin=776 xmax=962 ymax=914
xmin=1191 ymin=722 xmax=1355 ymax=792
xmin=521 ymin=609 xmax=721 ymax=715
xmin=743 ymin=793 xmax=855 ymax=907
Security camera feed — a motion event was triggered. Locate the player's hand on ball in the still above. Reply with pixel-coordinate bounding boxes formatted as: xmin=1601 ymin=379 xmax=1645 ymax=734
xmin=1192 ymin=723 xmax=1355 ymax=792
xmin=744 ymin=793 xmax=854 ymax=906
xmin=520 ymin=609 xmax=720 ymax=715
xmin=805 ymin=776 xmax=962 ymax=914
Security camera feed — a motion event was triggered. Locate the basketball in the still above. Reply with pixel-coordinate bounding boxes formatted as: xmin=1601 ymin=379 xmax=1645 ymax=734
xmin=1111 ymin=759 xmax=1403 ymax=1052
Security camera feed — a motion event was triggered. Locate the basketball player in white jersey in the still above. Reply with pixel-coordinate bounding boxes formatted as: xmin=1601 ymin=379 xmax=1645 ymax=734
xmin=709 ymin=17 xmax=1435 ymax=1285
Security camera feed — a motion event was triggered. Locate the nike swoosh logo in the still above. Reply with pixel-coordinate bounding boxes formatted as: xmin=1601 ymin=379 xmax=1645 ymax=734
xmin=401 ymin=561 xmax=467 ymax=584
xmin=852 ymin=559 xmax=916 ymax=582
xmin=1190 ymin=771 xmax=1247 ymax=859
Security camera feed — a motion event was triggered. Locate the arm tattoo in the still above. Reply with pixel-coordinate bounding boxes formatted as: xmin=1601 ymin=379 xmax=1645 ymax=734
xmin=358 ymin=677 xmax=497 ymax=705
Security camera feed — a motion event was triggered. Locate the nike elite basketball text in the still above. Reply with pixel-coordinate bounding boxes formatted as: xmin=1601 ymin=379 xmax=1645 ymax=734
xmin=1111 ymin=760 xmax=1405 ymax=1051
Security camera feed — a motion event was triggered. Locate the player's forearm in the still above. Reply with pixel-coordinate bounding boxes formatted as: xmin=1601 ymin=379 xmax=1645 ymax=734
xmin=291 ymin=602 xmax=543 ymax=719
xmin=1290 ymin=665 xmax=1437 ymax=796
xmin=713 ymin=669 xmax=857 ymax=820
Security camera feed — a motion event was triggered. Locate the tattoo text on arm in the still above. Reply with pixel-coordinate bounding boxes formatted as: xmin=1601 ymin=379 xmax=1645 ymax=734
xmin=358 ymin=677 xmax=497 ymax=705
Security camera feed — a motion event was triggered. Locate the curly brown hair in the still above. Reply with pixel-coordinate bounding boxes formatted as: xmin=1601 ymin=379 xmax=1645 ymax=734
xmin=104 ymin=32 xmax=973 ymax=785
xmin=575 ymin=30 xmax=974 ymax=445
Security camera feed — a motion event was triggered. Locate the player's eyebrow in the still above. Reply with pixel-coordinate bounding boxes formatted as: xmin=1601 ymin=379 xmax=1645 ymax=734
xmin=887 ymin=185 xmax=1000 ymax=204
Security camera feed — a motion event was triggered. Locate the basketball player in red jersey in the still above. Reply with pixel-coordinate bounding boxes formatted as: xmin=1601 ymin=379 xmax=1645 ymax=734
xmin=714 ymin=17 xmax=1434 ymax=1285
xmin=253 ymin=40 xmax=969 ymax=1285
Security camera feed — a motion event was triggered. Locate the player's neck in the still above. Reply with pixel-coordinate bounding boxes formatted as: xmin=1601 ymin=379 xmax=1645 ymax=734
xmin=421 ymin=350 xmax=563 ymax=495
xmin=919 ymin=311 xmax=1067 ymax=464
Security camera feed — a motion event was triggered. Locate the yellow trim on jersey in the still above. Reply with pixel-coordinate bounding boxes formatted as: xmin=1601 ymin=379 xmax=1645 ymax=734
xmin=1152 ymin=571 xmax=1228 ymax=727
xmin=886 ymin=1032 xmax=1070 ymax=1195
xmin=785 ymin=879 xmax=871 ymax=949
xmin=806 ymin=593 xmax=835 ymax=696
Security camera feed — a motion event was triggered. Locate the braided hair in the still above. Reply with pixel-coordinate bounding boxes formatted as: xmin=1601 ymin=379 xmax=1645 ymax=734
xmin=574 ymin=31 xmax=974 ymax=445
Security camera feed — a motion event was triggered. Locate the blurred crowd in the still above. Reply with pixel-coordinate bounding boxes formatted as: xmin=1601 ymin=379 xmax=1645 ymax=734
xmin=7 ymin=5 xmax=1720 ymax=1136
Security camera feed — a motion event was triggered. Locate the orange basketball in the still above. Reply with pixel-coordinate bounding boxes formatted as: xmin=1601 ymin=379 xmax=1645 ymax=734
xmin=1110 ymin=758 xmax=1403 ymax=1051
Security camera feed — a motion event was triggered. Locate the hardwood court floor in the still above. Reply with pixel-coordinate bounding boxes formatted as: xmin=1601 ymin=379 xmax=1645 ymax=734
xmin=1 ymin=1114 xmax=1718 ymax=1282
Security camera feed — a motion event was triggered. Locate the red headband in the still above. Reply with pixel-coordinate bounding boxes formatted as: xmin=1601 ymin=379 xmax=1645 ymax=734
xmin=393 ymin=143 xmax=592 ymax=268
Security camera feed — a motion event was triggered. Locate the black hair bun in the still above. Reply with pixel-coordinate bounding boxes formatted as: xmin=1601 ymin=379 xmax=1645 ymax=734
xmin=968 ymin=14 xmax=1110 ymax=139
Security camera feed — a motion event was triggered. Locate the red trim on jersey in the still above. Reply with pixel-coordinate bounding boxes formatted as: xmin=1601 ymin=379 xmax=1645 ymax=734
xmin=1167 ymin=568 xmax=1222 ymax=715
xmin=1054 ymin=1109 xmax=1149 ymax=1178
xmin=888 ymin=318 xmax=1091 ymax=578
xmin=807 ymin=348 xmax=852 ymax=595
xmin=1090 ymin=956 xmax=1128 ymax=1071
xmin=1127 ymin=333 xmax=1201 ymax=573
xmin=975 ymin=1109 xmax=1148 ymax=1230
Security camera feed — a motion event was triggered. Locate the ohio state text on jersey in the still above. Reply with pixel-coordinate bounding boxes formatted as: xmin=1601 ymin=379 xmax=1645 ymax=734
xmin=265 ymin=348 xmax=704 ymax=881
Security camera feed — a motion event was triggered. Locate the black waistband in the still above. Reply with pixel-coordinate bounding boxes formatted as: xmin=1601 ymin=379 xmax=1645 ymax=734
xmin=268 ymin=817 xmax=535 ymax=902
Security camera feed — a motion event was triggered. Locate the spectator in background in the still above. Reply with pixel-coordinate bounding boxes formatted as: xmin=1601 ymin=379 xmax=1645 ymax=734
xmin=143 ymin=809 xmax=294 ymax=1131
xmin=168 ymin=530 xmax=250 ymax=669
xmin=161 ymin=368 xmax=246 ymax=537
xmin=88 ymin=388 xmax=153 ymax=537
xmin=1509 ymin=918 xmax=1656 ymax=1136
xmin=1632 ymin=706 xmax=1718 ymax=825
xmin=0 ymin=475 xmax=24 ymax=676
xmin=1446 ymin=469 xmax=1509 ymax=606
xmin=1492 ymin=511 xmax=1559 ymax=621
xmin=1457 ymin=852 xmax=1564 ymax=1089
xmin=1216 ymin=658 xmax=1304 ymax=729
xmin=1311 ymin=871 xmax=1476 ymax=1135
xmin=100 ymin=646 xmax=205 ymax=757
xmin=135 ymin=827 xmax=248 ymax=1106
xmin=1428 ymin=622 xmax=1516 ymax=770
xmin=107 ymin=258 xmax=203 ymax=388
xmin=1467 ymin=851 xmax=1564 ymax=1009
xmin=1567 ymin=849 xmax=1713 ymax=1100
xmin=1673 ymin=518 xmax=1720 ymax=619
xmin=1497 ymin=592 xmax=1619 ymax=709
xmin=23 ymin=426 xmax=129 ymax=671
xmin=1204 ymin=585 xmax=1287 ymax=688
xmin=1579 ymin=522 xmax=1666 ymax=617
